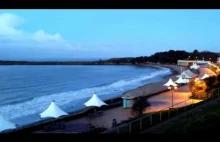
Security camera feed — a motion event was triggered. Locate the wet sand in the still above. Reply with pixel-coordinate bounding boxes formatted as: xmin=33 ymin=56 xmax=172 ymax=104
xmin=119 ymin=64 xmax=188 ymax=99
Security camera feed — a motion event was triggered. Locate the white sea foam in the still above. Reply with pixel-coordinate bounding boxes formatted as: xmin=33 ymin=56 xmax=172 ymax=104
xmin=0 ymin=67 xmax=171 ymax=120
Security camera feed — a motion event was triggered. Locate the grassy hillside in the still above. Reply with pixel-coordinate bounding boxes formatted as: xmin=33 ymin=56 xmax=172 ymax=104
xmin=163 ymin=100 xmax=220 ymax=134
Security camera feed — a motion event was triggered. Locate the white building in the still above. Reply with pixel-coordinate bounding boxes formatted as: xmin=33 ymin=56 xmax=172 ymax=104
xmin=177 ymin=60 xmax=211 ymax=67
xmin=217 ymin=57 xmax=220 ymax=64
xmin=177 ymin=60 xmax=196 ymax=66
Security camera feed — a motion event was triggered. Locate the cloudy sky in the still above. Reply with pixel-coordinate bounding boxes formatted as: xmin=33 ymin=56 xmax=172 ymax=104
xmin=0 ymin=10 xmax=220 ymax=61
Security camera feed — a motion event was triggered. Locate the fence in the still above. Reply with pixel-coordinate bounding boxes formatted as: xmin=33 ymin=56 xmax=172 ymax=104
xmin=103 ymin=87 xmax=220 ymax=133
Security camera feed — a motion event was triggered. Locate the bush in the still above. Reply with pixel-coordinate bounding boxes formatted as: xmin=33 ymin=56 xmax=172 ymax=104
xmin=217 ymin=75 xmax=220 ymax=83
xmin=204 ymin=76 xmax=216 ymax=91
xmin=131 ymin=96 xmax=151 ymax=117
xmin=189 ymin=79 xmax=208 ymax=99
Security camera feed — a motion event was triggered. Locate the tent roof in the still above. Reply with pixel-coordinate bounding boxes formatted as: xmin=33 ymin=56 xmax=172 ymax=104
xmin=163 ymin=78 xmax=177 ymax=87
xmin=0 ymin=114 xmax=16 ymax=132
xmin=190 ymin=63 xmax=200 ymax=70
xmin=40 ymin=101 xmax=68 ymax=118
xmin=201 ymin=74 xmax=209 ymax=80
xmin=178 ymin=70 xmax=197 ymax=79
xmin=84 ymin=94 xmax=107 ymax=107
xmin=175 ymin=76 xmax=187 ymax=84
xmin=177 ymin=72 xmax=191 ymax=79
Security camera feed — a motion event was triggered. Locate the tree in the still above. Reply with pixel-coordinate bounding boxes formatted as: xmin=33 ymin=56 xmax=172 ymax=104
xmin=131 ymin=59 xmax=136 ymax=65
xmin=193 ymin=49 xmax=199 ymax=55
xmin=115 ymin=60 xmax=120 ymax=64
xmin=189 ymin=79 xmax=207 ymax=99
xmin=131 ymin=96 xmax=151 ymax=117
xmin=204 ymin=76 xmax=216 ymax=91
xmin=217 ymin=75 xmax=220 ymax=84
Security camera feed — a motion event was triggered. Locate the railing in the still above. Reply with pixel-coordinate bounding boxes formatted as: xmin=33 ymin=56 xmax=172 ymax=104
xmin=103 ymin=87 xmax=220 ymax=133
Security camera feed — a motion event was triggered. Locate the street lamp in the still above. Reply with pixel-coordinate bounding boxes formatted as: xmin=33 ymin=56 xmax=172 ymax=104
xmin=163 ymin=78 xmax=178 ymax=108
xmin=203 ymin=57 xmax=204 ymax=60
xmin=168 ymin=85 xmax=178 ymax=108
xmin=188 ymin=56 xmax=190 ymax=60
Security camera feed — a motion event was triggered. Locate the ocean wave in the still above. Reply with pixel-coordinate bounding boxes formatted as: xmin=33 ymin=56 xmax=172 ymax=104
xmin=0 ymin=67 xmax=171 ymax=120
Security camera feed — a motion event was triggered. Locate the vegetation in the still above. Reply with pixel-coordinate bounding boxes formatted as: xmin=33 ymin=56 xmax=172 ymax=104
xmin=217 ymin=74 xmax=220 ymax=83
xmin=163 ymin=102 xmax=220 ymax=134
xmin=189 ymin=79 xmax=208 ymax=100
xmin=107 ymin=49 xmax=219 ymax=65
xmin=204 ymin=76 xmax=217 ymax=91
xmin=131 ymin=96 xmax=151 ymax=117
xmin=0 ymin=49 xmax=219 ymax=65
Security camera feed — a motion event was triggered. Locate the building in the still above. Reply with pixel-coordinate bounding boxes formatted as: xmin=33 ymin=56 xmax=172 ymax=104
xmin=177 ymin=60 xmax=210 ymax=67
xmin=217 ymin=57 xmax=220 ymax=65
xmin=121 ymin=94 xmax=135 ymax=109
xmin=177 ymin=60 xmax=196 ymax=66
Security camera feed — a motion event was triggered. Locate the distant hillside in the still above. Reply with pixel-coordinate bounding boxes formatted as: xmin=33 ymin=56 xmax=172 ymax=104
xmin=201 ymin=50 xmax=220 ymax=55
xmin=107 ymin=49 xmax=219 ymax=64
xmin=0 ymin=49 xmax=219 ymax=65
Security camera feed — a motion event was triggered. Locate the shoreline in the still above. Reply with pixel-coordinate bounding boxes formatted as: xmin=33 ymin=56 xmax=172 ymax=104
xmin=108 ymin=64 xmax=184 ymax=100
xmin=7 ymin=63 xmax=186 ymax=133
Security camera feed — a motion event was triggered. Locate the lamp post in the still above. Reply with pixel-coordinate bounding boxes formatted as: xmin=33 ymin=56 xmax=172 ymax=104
xmin=168 ymin=85 xmax=178 ymax=108
xmin=188 ymin=56 xmax=190 ymax=60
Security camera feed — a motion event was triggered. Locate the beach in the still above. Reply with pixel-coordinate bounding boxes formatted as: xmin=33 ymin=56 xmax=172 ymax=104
xmin=39 ymin=64 xmax=200 ymax=131
xmin=27 ymin=64 xmax=189 ymax=133
xmin=4 ymin=63 xmax=193 ymax=133
xmin=117 ymin=64 xmax=187 ymax=99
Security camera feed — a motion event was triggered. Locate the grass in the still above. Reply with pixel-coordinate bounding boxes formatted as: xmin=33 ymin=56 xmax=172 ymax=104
xmin=163 ymin=98 xmax=220 ymax=134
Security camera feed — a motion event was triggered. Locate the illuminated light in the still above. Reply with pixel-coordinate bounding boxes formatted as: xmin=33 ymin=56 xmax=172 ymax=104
xmin=194 ymin=78 xmax=199 ymax=82
xmin=174 ymin=86 xmax=177 ymax=90
xmin=168 ymin=86 xmax=171 ymax=90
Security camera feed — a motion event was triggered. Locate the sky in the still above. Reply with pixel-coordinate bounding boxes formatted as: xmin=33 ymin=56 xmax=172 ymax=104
xmin=0 ymin=10 xmax=220 ymax=61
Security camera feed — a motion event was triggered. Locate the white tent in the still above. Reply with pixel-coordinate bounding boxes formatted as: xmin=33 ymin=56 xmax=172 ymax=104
xmin=84 ymin=94 xmax=107 ymax=107
xmin=163 ymin=78 xmax=177 ymax=87
xmin=177 ymin=72 xmax=191 ymax=79
xmin=175 ymin=76 xmax=188 ymax=84
xmin=190 ymin=63 xmax=200 ymax=70
xmin=177 ymin=70 xmax=197 ymax=79
xmin=201 ymin=74 xmax=209 ymax=80
xmin=0 ymin=114 xmax=16 ymax=132
xmin=40 ymin=101 xmax=68 ymax=118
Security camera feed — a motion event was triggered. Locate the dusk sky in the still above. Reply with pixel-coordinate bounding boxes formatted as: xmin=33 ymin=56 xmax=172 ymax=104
xmin=0 ymin=10 xmax=220 ymax=60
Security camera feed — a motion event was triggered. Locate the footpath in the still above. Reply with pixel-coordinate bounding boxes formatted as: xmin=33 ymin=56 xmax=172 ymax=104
xmin=140 ymin=96 xmax=220 ymax=133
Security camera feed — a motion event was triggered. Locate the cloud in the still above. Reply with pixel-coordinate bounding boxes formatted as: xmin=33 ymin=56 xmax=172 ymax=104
xmin=0 ymin=13 xmax=122 ymax=60
xmin=32 ymin=30 xmax=63 ymax=42
xmin=0 ymin=13 xmax=85 ymax=60
xmin=0 ymin=13 xmax=24 ymax=37
xmin=0 ymin=13 xmax=71 ymax=48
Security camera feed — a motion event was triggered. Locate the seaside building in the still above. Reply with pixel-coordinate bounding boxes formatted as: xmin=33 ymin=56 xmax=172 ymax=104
xmin=177 ymin=69 xmax=198 ymax=82
xmin=121 ymin=94 xmax=135 ymax=109
xmin=217 ymin=57 xmax=220 ymax=65
xmin=177 ymin=60 xmax=210 ymax=67
xmin=177 ymin=60 xmax=196 ymax=66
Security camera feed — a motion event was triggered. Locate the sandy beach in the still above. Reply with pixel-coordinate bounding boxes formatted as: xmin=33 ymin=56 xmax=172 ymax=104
xmin=30 ymin=64 xmax=191 ymax=133
xmin=50 ymin=64 xmax=206 ymax=131
xmin=119 ymin=64 xmax=188 ymax=99
xmin=11 ymin=63 xmax=192 ymax=133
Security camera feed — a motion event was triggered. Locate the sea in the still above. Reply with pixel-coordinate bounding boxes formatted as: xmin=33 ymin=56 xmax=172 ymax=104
xmin=0 ymin=65 xmax=172 ymax=126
